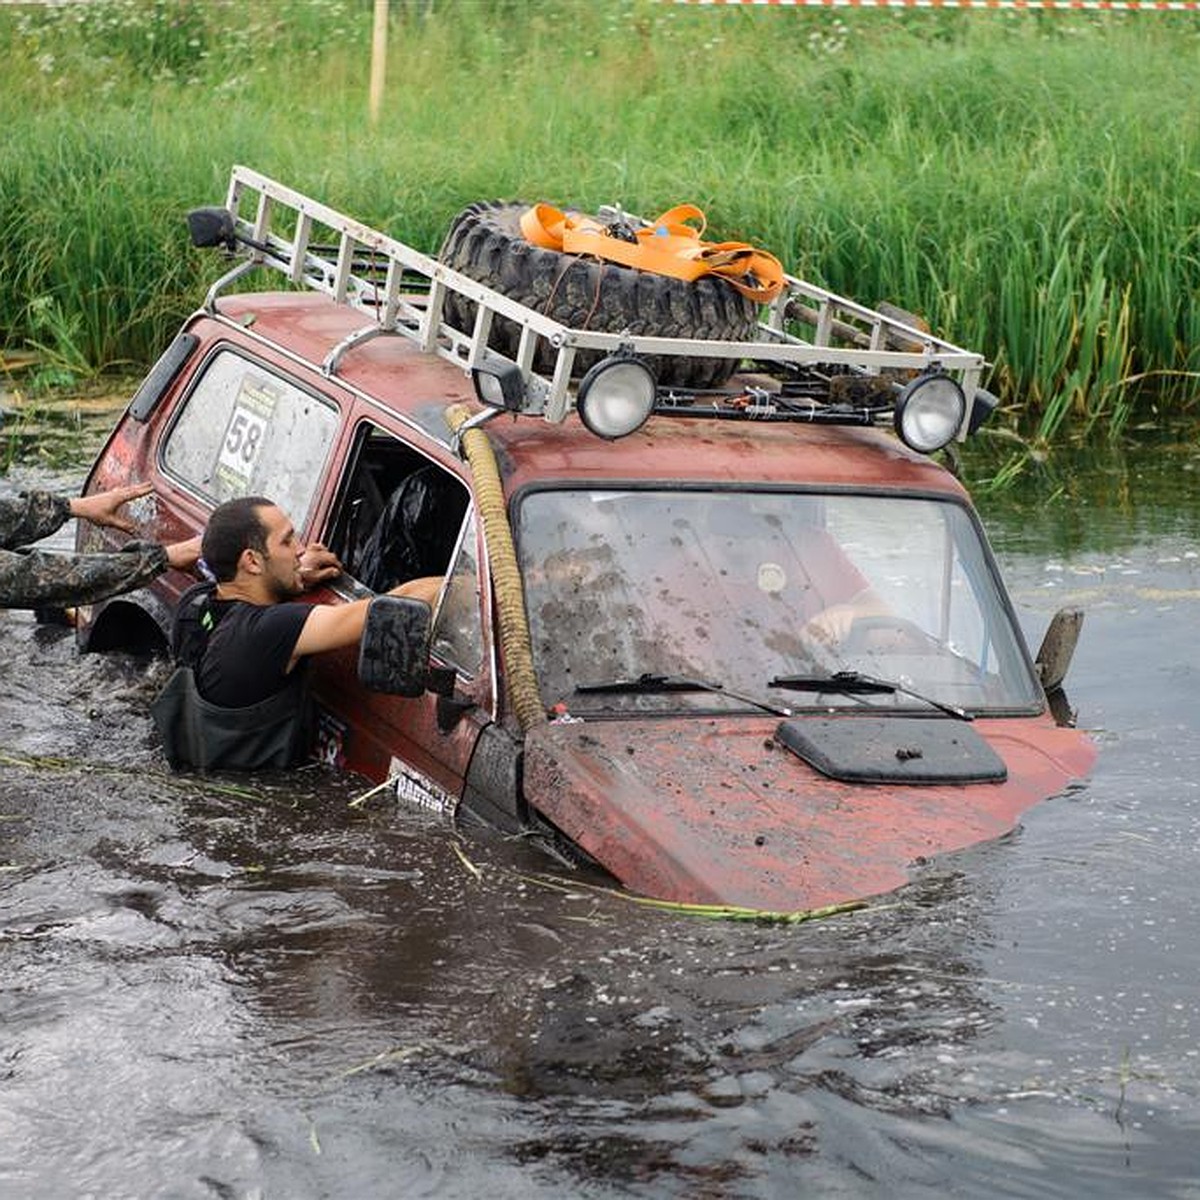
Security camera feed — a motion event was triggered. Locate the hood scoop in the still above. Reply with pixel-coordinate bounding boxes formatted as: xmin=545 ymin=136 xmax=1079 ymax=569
xmin=776 ymin=716 xmax=1008 ymax=785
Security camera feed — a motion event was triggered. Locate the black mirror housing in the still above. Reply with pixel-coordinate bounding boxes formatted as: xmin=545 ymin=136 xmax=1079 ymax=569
xmin=357 ymin=595 xmax=432 ymax=696
xmin=187 ymin=206 xmax=237 ymax=250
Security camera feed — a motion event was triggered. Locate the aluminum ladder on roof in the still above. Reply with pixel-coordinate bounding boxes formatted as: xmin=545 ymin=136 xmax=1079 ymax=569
xmin=204 ymin=165 xmax=988 ymax=430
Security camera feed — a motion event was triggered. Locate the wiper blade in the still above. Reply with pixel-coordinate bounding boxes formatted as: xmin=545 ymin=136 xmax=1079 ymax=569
xmin=768 ymin=670 xmax=971 ymax=721
xmin=576 ymin=673 xmax=791 ymax=717
xmin=769 ymin=670 xmax=891 ymax=695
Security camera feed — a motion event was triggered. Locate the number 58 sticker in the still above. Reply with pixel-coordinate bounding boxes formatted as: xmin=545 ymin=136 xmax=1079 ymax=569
xmin=214 ymin=375 xmax=279 ymax=493
xmin=217 ymin=404 xmax=268 ymax=483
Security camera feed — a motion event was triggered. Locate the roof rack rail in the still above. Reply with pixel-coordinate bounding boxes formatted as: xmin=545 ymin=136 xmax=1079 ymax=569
xmin=197 ymin=166 xmax=988 ymax=438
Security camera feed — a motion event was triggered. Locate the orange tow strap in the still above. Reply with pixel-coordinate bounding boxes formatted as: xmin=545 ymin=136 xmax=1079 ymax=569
xmin=519 ymin=202 xmax=785 ymax=305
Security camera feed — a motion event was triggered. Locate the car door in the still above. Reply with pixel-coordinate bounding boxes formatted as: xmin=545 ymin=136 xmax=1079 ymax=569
xmin=304 ymin=416 xmax=495 ymax=814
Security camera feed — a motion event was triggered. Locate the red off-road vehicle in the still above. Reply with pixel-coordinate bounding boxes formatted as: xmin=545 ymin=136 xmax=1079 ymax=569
xmin=77 ymin=167 xmax=1094 ymax=912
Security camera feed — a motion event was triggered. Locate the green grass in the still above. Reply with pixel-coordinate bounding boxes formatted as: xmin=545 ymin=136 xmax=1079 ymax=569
xmin=2 ymin=0 xmax=1200 ymax=445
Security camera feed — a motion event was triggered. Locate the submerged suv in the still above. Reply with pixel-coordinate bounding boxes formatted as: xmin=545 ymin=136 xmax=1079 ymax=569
xmin=77 ymin=168 xmax=1095 ymax=912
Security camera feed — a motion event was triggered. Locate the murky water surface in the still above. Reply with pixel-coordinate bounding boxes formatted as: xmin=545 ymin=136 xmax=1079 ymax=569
xmin=2 ymin=442 xmax=1199 ymax=1198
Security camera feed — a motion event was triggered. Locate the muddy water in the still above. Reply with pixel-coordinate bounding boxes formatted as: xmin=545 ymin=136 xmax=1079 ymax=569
xmin=2 ymin=442 xmax=1199 ymax=1199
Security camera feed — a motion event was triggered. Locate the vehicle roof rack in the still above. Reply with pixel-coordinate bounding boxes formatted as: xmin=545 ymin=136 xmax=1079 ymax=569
xmin=197 ymin=166 xmax=988 ymax=438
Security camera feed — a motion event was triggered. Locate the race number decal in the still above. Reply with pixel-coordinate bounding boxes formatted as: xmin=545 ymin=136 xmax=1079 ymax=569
xmin=215 ymin=376 xmax=279 ymax=493
xmin=388 ymin=757 xmax=459 ymax=819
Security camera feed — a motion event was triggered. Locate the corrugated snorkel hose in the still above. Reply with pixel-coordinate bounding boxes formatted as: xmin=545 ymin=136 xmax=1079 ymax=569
xmin=445 ymin=403 xmax=547 ymax=733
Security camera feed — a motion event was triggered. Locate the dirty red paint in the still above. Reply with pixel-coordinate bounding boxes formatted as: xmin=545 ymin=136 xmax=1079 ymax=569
xmin=525 ymin=715 xmax=1096 ymax=911
xmin=79 ymin=289 xmax=1098 ymax=914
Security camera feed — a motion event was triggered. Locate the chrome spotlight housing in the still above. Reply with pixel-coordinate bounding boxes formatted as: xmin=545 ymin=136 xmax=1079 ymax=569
xmin=894 ymin=370 xmax=966 ymax=453
xmin=576 ymin=355 xmax=657 ymax=440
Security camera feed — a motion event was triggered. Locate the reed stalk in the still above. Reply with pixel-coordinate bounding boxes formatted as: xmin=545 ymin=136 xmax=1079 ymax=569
xmin=2 ymin=0 xmax=1198 ymax=443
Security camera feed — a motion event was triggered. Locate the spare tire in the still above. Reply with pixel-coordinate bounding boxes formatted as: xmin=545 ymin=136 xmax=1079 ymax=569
xmin=438 ymin=201 xmax=759 ymax=390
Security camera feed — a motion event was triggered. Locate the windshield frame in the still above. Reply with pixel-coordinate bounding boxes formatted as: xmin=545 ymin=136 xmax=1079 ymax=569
xmin=512 ymin=479 xmax=1046 ymax=721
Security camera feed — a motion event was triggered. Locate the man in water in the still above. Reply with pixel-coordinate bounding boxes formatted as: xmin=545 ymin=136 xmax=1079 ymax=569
xmin=0 ymin=481 xmax=200 ymax=608
xmin=153 ymin=495 xmax=437 ymax=771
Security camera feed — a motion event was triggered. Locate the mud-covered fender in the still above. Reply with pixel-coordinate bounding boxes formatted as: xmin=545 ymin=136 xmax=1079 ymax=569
xmin=461 ymin=721 xmax=525 ymax=834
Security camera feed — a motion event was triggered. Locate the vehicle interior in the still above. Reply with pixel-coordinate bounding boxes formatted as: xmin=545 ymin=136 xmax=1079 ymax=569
xmin=325 ymin=423 xmax=469 ymax=593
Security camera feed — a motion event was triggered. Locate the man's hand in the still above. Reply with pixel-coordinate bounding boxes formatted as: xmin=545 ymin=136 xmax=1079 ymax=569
xmin=298 ymin=542 xmax=343 ymax=590
xmin=390 ymin=575 xmax=441 ymax=605
xmin=799 ymin=588 xmax=890 ymax=650
xmin=69 ymin=482 xmax=154 ymax=534
xmin=799 ymin=602 xmax=860 ymax=649
xmin=165 ymin=535 xmax=202 ymax=572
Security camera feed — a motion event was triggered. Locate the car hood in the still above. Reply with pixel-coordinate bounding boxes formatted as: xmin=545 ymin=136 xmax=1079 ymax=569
xmin=523 ymin=713 xmax=1096 ymax=912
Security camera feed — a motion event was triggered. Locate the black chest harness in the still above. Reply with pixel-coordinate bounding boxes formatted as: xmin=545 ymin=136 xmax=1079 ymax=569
xmin=151 ymin=581 xmax=310 ymax=772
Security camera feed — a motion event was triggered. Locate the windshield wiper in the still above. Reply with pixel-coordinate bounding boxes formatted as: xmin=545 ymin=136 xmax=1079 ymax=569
xmin=768 ymin=670 xmax=971 ymax=721
xmin=576 ymin=673 xmax=791 ymax=717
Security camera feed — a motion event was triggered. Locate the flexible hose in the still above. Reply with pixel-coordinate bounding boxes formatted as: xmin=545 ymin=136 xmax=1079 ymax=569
xmin=444 ymin=404 xmax=547 ymax=733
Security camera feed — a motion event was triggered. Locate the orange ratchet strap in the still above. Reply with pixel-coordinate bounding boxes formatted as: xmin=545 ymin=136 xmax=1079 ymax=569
xmin=519 ymin=202 xmax=785 ymax=305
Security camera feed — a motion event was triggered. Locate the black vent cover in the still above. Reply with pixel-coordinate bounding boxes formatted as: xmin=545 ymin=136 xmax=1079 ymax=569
xmin=776 ymin=716 xmax=1007 ymax=785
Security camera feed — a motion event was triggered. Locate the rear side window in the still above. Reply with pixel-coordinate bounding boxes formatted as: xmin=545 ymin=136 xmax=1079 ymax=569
xmin=161 ymin=349 xmax=339 ymax=529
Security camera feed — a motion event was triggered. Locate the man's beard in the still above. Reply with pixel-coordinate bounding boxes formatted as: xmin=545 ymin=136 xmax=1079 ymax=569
xmin=265 ymin=571 xmax=303 ymax=603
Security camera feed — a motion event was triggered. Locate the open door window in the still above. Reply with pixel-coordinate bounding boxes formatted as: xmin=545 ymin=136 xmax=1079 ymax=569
xmin=318 ymin=422 xmax=489 ymax=781
xmin=326 ymin=422 xmax=470 ymax=596
xmin=430 ymin=507 xmax=484 ymax=680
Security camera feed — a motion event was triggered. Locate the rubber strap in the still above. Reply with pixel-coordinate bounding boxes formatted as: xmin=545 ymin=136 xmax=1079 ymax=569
xmin=520 ymin=202 xmax=785 ymax=304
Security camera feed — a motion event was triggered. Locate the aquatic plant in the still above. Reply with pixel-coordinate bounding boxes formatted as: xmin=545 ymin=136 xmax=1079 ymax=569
xmin=1 ymin=0 xmax=1199 ymax=445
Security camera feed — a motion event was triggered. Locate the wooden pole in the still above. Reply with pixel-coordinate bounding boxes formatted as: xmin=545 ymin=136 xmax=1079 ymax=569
xmin=369 ymin=0 xmax=388 ymax=125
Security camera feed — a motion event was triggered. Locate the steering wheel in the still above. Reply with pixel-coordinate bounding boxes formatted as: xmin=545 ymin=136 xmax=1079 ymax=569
xmin=840 ymin=615 xmax=942 ymax=657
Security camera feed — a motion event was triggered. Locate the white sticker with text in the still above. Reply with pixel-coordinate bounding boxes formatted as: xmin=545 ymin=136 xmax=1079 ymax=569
xmin=388 ymin=758 xmax=458 ymax=819
xmin=215 ymin=375 xmax=279 ymax=492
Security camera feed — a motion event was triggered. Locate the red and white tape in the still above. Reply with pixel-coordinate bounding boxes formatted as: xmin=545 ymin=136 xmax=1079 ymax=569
xmin=675 ymin=0 xmax=1200 ymax=10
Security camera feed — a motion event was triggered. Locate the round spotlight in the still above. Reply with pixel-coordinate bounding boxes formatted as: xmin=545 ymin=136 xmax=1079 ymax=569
xmin=894 ymin=372 xmax=966 ymax=453
xmin=576 ymin=356 xmax=656 ymax=439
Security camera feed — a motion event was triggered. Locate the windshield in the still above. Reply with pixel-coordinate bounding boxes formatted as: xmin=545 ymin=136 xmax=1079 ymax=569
xmin=515 ymin=488 xmax=1043 ymax=717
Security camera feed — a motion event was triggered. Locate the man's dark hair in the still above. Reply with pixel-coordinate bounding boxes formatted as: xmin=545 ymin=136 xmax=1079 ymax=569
xmin=201 ymin=496 xmax=273 ymax=583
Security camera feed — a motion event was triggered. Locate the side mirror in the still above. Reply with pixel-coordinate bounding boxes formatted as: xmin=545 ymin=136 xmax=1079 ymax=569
xmin=1035 ymin=606 xmax=1084 ymax=693
xmin=187 ymin=206 xmax=237 ymax=251
xmin=358 ymin=595 xmax=432 ymax=697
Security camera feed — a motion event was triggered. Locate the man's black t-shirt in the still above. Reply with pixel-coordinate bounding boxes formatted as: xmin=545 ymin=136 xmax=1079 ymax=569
xmin=197 ymin=599 xmax=312 ymax=708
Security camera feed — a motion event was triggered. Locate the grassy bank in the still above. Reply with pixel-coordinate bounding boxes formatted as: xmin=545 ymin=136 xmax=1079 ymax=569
xmin=2 ymin=0 xmax=1199 ymax=447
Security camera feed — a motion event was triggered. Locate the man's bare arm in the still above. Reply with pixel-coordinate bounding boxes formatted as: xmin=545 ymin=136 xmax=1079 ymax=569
xmin=288 ymin=576 xmax=441 ymax=666
xmin=166 ymin=536 xmax=202 ymax=572
xmin=291 ymin=598 xmax=374 ymax=661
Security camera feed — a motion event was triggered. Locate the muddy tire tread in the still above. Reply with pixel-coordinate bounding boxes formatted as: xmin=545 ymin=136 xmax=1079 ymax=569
xmin=439 ymin=201 xmax=758 ymax=389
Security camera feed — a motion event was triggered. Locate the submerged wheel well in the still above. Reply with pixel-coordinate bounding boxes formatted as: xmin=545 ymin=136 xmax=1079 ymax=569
xmin=83 ymin=599 xmax=169 ymax=658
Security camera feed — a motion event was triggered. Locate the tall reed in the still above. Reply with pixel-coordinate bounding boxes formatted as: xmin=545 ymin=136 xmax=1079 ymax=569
xmin=2 ymin=0 xmax=1199 ymax=441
